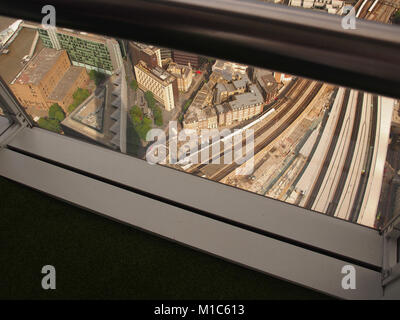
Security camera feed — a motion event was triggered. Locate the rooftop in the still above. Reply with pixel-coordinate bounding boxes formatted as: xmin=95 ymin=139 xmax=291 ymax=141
xmin=229 ymin=84 xmax=263 ymax=110
xmin=12 ymin=47 xmax=64 ymax=85
xmin=258 ymin=74 xmax=278 ymax=93
xmin=48 ymin=66 xmax=85 ymax=101
xmin=184 ymin=105 xmax=216 ymax=124
xmin=215 ymin=103 xmax=232 ymax=114
xmin=167 ymin=62 xmax=191 ymax=78
xmin=0 ymin=27 xmax=44 ymax=84
xmin=130 ymin=41 xmax=159 ymax=56
xmin=136 ymin=60 xmax=175 ymax=85
xmin=52 ymin=27 xmax=111 ymax=44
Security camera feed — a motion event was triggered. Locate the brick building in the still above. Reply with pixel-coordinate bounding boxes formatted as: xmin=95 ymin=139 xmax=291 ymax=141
xmin=129 ymin=41 xmax=161 ymax=69
xmin=10 ymin=48 xmax=89 ymax=112
xmin=172 ymin=50 xmax=200 ymax=69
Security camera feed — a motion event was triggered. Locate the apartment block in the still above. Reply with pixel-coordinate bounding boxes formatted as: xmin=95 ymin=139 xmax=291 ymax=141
xmin=134 ymin=60 xmax=178 ymax=111
xmin=38 ymin=27 xmax=123 ymax=74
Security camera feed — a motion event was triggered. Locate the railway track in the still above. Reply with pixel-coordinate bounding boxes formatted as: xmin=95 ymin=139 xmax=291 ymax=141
xmin=304 ymin=88 xmax=351 ymax=210
xmin=210 ymin=81 xmax=323 ymax=182
xmin=349 ymin=95 xmax=378 ymax=222
xmin=356 ymin=0 xmax=400 ymax=22
xmin=326 ymin=91 xmax=364 ymax=216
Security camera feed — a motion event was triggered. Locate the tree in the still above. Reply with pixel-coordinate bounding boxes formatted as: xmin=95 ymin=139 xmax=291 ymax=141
xmin=68 ymin=88 xmax=90 ymax=113
xmin=183 ymin=99 xmax=192 ymax=112
xmin=48 ymin=103 xmax=65 ymax=121
xmin=394 ymin=10 xmax=400 ymax=24
xmin=144 ymin=91 xmax=163 ymax=126
xmin=38 ymin=118 xmax=62 ymax=133
xmin=144 ymin=91 xmax=156 ymax=109
xmin=126 ymin=116 xmax=141 ymax=156
xmin=129 ymin=105 xmax=153 ymax=140
xmin=130 ymin=105 xmax=143 ymax=126
xmin=89 ymin=70 xmax=105 ymax=86
xmin=130 ymin=79 xmax=138 ymax=91
xmin=153 ymin=106 xmax=163 ymax=127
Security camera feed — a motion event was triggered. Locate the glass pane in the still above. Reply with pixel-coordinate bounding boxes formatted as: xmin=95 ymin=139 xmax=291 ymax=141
xmin=0 ymin=8 xmax=398 ymax=231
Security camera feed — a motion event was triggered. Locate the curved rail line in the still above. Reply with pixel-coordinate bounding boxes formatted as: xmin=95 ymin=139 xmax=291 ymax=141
xmin=187 ymin=78 xmax=310 ymax=174
xmin=211 ymin=82 xmax=323 ymax=181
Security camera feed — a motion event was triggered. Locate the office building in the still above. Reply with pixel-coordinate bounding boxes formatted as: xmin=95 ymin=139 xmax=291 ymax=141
xmin=134 ymin=60 xmax=178 ymax=111
xmin=128 ymin=41 xmax=162 ymax=69
xmin=172 ymin=50 xmax=200 ymax=69
xmin=38 ymin=27 xmax=123 ymax=74
xmin=10 ymin=47 xmax=89 ymax=112
xmin=160 ymin=47 xmax=172 ymax=60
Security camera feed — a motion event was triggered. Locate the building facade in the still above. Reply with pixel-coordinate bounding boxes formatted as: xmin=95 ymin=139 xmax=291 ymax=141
xmin=274 ymin=72 xmax=293 ymax=83
xmin=129 ymin=41 xmax=162 ymax=69
xmin=160 ymin=48 xmax=172 ymax=60
xmin=47 ymin=66 xmax=90 ymax=110
xmin=134 ymin=60 xmax=178 ymax=111
xmin=256 ymin=74 xmax=279 ymax=103
xmin=167 ymin=62 xmax=193 ymax=92
xmin=38 ymin=27 xmax=123 ymax=74
xmin=172 ymin=50 xmax=200 ymax=69
xmin=215 ymin=85 xmax=264 ymax=126
xmin=10 ymin=48 xmax=89 ymax=112
xmin=212 ymin=60 xmax=248 ymax=77
xmin=183 ymin=106 xmax=218 ymax=130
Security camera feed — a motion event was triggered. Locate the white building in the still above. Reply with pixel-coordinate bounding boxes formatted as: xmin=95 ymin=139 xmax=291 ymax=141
xmin=134 ymin=60 xmax=177 ymax=111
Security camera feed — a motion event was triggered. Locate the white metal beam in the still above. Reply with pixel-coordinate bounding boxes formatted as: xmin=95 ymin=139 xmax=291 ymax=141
xmin=0 ymin=148 xmax=384 ymax=299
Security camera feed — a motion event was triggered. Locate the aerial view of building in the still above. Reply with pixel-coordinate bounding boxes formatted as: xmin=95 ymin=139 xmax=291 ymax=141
xmin=167 ymin=62 xmax=193 ymax=92
xmin=9 ymin=47 xmax=89 ymax=112
xmin=289 ymin=0 xmax=344 ymax=14
xmin=38 ymin=27 xmax=123 ymax=74
xmin=128 ymin=41 xmax=162 ymax=69
xmin=172 ymin=50 xmax=201 ymax=69
xmin=183 ymin=61 xmax=264 ymax=129
xmin=134 ymin=60 xmax=178 ymax=111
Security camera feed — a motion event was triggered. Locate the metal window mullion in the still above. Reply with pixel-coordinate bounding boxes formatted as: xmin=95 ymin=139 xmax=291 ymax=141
xmin=0 ymin=77 xmax=34 ymax=127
